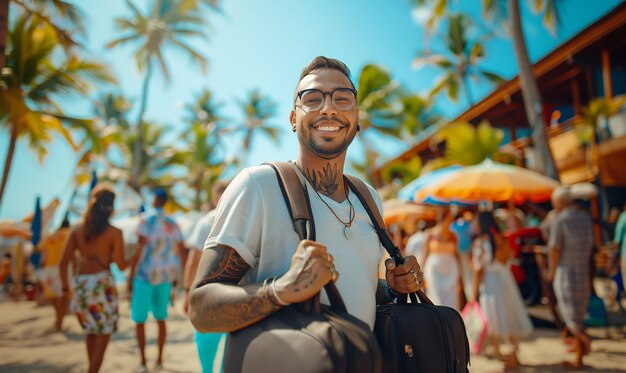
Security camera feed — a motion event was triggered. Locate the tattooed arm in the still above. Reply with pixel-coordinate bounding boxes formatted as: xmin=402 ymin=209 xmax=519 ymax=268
xmin=188 ymin=240 xmax=335 ymax=333
xmin=188 ymin=245 xmax=278 ymax=333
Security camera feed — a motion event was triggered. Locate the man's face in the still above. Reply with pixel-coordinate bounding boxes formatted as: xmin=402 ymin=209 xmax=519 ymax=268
xmin=290 ymin=68 xmax=359 ymax=160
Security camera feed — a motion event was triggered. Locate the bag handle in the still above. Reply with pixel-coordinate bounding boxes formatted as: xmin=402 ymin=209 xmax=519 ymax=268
xmin=266 ymin=162 xmax=348 ymax=314
xmin=344 ymin=175 xmax=433 ymax=306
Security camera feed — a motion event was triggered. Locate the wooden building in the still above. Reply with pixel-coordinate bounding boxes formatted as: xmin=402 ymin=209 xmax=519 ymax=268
xmin=374 ymin=2 xmax=626 ymax=209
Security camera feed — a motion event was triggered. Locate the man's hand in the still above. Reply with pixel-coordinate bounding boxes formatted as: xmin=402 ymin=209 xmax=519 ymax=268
xmin=385 ymin=255 xmax=423 ymax=294
xmin=274 ymin=240 xmax=337 ymax=304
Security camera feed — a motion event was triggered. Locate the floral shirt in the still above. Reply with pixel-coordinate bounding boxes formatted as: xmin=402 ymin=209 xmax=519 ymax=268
xmin=135 ymin=209 xmax=183 ymax=285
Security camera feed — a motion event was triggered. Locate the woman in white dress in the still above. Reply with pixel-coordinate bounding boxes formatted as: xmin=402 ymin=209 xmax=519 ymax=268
xmin=423 ymin=212 xmax=461 ymax=310
xmin=472 ymin=211 xmax=533 ymax=368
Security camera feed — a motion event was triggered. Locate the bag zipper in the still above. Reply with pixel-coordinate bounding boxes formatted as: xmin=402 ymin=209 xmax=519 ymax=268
xmin=441 ymin=306 xmax=471 ymax=372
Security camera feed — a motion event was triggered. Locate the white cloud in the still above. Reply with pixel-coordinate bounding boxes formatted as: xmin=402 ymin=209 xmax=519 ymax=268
xmin=412 ymin=7 xmax=433 ymax=24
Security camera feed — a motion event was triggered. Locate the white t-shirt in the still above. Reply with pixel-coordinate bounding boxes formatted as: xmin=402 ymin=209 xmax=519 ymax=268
xmin=187 ymin=209 xmax=217 ymax=251
xmin=205 ymin=165 xmax=385 ymax=329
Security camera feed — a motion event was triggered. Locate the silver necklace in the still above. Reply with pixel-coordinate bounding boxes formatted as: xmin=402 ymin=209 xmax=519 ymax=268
xmin=295 ymin=163 xmax=355 ymax=239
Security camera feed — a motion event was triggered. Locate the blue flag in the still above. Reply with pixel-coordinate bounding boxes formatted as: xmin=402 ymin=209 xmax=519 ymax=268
xmin=29 ymin=196 xmax=42 ymax=269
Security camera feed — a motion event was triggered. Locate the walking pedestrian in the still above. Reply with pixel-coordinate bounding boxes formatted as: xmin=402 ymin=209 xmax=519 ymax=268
xmin=546 ymin=186 xmax=594 ymax=368
xmin=59 ymin=184 xmax=131 ymax=373
xmin=183 ymin=181 xmax=230 ymax=372
xmin=38 ymin=217 xmax=71 ymax=331
xmin=129 ymin=189 xmax=185 ymax=372
xmin=423 ymin=210 xmax=462 ymax=310
xmin=472 ymin=210 xmax=533 ymax=368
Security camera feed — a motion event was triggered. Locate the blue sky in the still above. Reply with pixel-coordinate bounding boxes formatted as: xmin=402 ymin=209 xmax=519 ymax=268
xmin=0 ymin=0 xmax=623 ymax=221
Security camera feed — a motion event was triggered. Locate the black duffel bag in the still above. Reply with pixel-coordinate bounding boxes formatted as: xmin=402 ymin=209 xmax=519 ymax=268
xmin=345 ymin=176 xmax=471 ymax=373
xmin=222 ymin=162 xmax=382 ymax=373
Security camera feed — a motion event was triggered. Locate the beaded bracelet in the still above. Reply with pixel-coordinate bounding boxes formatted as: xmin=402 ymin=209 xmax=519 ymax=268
xmin=384 ymin=283 xmax=398 ymax=303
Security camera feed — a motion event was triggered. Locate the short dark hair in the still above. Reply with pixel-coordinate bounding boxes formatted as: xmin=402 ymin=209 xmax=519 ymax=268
xmin=296 ymin=56 xmax=355 ymax=94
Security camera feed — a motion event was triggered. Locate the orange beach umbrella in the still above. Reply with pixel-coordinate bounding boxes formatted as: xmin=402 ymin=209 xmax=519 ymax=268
xmin=382 ymin=199 xmax=437 ymax=225
xmin=414 ymin=159 xmax=560 ymax=204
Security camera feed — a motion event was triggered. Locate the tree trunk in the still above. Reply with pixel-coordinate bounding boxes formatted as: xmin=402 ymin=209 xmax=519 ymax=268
xmin=0 ymin=128 xmax=17 ymax=211
xmin=194 ymin=169 xmax=204 ymax=211
xmin=131 ymin=60 xmax=153 ymax=192
xmin=461 ymin=74 xmax=474 ymax=106
xmin=240 ymin=130 xmax=252 ymax=167
xmin=0 ymin=0 xmax=9 ymax=70
xmin=508 ymin=0 xmax=559 ymax=180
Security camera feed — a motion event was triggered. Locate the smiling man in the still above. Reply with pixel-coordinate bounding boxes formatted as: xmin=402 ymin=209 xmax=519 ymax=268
xmin=188 ymin=57 xmax=422 ymax=344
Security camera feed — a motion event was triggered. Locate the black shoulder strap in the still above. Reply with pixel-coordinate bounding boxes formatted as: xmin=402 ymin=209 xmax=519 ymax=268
xmin=343 ymin=175 xmax=404 ymax=265
xmin=345 ymin=174 xmax=431 ymax=305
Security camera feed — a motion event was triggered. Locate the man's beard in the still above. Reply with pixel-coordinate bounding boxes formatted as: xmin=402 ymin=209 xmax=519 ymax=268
xmin=300 ymin=117 xmax=356 ymax=159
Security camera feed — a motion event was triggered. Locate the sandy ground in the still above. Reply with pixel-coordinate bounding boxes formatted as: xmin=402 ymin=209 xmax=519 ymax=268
xmin=1 ymin=293 xmax=626 ymax=373
xmin=0 ymin=291 xmax=202 ymax=373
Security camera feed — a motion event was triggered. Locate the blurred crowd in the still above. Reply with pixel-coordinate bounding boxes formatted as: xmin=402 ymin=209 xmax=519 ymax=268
xmin=386 ymin=185 xmax=625 ymax=368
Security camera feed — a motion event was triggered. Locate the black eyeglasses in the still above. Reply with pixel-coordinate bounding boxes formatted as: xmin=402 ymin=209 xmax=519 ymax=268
xmin=295 ymin=88 xmax=357 ymax=112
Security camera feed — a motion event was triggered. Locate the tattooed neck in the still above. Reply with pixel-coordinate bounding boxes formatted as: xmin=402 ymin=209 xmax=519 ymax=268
xmin=299 ymin=162 xmax=342 ymax=197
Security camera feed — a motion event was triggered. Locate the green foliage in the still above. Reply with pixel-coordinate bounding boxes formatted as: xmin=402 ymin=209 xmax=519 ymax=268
xmin=357 ymin=64 xmax=402 ymax=136
xmin=0 ymin=14 xmax=113 ymax=162
xmin=397 ymin=93 xmax=440 ymax=142
xmin=236 ymin=89 xmax=280 ymax=165
xmin=11 ymin=0 xmax=86 ymax=51
xmin=108 ymin=0 xmax=210 ymax=80
xmin=574 ymin=96 xmax=626 ymax=145
xmin=353 ymin=64 xmax=440 ymax=183
xmin=432 ymin=120 xmax=505 ymax=167
xmin=380 ymin=157 xmax=422 ymax=185
xmin=575 ymin=96 xmax=626 ymax=130
xmin=413 ymin=13 xmax=503 ymax=104
xmin=100 ymin=121 xmax=175 ymax=189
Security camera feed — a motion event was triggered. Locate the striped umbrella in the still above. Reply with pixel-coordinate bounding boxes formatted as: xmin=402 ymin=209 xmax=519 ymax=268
xmin=414 ymin=159 xmax=560 ymax=204
xmin=398 ymin=165 xmax=463 ymax=202
xmin=398 ymin=165 xmax=477 ymax=206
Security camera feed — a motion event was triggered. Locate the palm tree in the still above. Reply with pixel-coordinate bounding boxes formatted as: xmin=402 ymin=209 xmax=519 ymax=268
xmin=71 ymin=92 xmax=133 ymax=185
xmin=93 ymin=91 xmax=132 ymax=127
xmin=173 ymin=123 xmax=228 ymax=210
xmin=0 ymin=14 xmax=114 ymax=210
xmin=397 ymin=92 xmax=440 ymax=144
xmin=107 ymin=0 xmax=213 ymax=192
xmin=173 ymin=89 xmax=231 ymax=210
xmin=101 ymin=120 xmax=177 ymax=193
xmin=380 ymin=157 xmax=423 ymax=186
xmin=1 ymin=0 xmax=85 ymax=69
xmin=413 ymin=13 xmax=503 ymax=105
xmin=351 ymin=64 xmax=403 ymax=182
xmin=411 ymin=0 xmax=560 ymax=179
xmin=236 ymin=89 xmax=280 ymax=166
xmin=422 ymin=120 xmax=514 ymax=173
